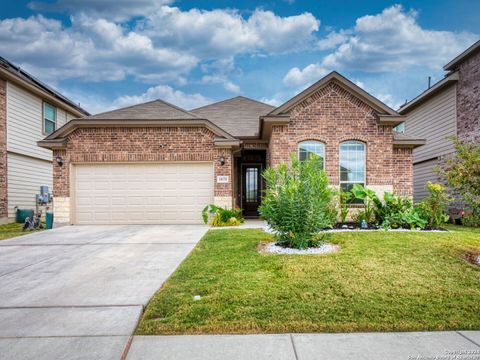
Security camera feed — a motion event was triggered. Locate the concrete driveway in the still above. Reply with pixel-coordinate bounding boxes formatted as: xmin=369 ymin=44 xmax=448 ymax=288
xmin=0 ymin=225 xmax=208 ymax=360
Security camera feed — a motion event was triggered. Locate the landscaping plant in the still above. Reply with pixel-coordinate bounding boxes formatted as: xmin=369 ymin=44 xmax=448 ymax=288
xmin=259 ymin=154 xmax=337 ymax=249
xmin=418 ymin=182 xmax=451 ymax=229
xmin=338 ymin=190 xmax=352 ymax=224
xmin=438 ymin=138 xmax=480 ymax=227
xmin=350 ymin=184 xmax=379 ymax=224
xmin=202 ymin=204 xmax=244 ymax=227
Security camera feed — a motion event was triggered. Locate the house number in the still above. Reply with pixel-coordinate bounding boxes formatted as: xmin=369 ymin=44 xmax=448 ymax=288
xmin=217 ymin=176 xmax=229 ymax=183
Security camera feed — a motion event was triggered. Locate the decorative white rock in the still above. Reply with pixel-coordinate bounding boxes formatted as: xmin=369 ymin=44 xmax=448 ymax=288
xmin=260 ymin=242 xmax=340 ymax=255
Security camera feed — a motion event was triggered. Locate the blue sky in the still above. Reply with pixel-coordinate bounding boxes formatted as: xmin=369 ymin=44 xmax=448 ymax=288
xmin=1 ymin=0 xmax=478 ymax=114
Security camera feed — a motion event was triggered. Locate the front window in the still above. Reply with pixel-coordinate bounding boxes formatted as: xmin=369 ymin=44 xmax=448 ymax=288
xmin=339 ymin=141 xmax=365 ymax=194
xmin=43 ymin=102 xmax=56 ymax=135
xmin=394 ymin=122 xmax=405 ymax=133
xmin=298 ymin=141 xmax=325 ymax=168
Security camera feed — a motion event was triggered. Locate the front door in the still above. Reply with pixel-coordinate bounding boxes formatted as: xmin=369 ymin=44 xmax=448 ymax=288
xmin=242 ymin=165 xmax=262 ymax=217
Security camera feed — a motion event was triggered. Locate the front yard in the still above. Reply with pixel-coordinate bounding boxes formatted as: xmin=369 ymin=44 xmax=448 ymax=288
xmin=137 ymin=226 xmax=480 ymax=335
xmin=0 ymin=222 xmax=40 ymax=240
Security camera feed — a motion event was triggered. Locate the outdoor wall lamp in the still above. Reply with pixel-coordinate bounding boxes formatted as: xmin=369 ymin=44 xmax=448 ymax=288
xmin=55 ymin=156 xmax=63 ymax=167
xmin=219 ymin=155 xmax=225 ymax=166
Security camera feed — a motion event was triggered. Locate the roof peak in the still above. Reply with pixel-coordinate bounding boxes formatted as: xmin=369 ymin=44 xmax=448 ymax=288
xmin=269 ymin=71 xmax=398 ymax=116
xmin=85 ymin=98 xmax=199 ymax=120
xmin=190 ymin=95 xmax=275 ymax=112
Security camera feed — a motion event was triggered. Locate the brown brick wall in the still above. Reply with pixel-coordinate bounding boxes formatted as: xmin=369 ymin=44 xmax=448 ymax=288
xmin=269 ymin=82 xmax=406 ymax=192
xmin=53 ymin=126 xmax=233 ymax=199
xmin=0 ymin=79 xmax=7 ymax=220
xmin=456 ymin=50 xmax=480 ymax=144
xmin=392 ymin=147 xmax=413 ymax=196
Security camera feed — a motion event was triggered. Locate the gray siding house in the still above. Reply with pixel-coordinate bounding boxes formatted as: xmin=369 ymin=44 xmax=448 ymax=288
xmin=398 ymin=40 xmax=480 ymax=204
xmin=0 ymin=57 xmax=89 ymax=223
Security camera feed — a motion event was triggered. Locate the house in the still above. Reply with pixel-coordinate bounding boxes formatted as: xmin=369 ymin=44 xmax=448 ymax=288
xmin=0 ymin=56 xmax=89 ymax=223
xmin=38 ymin=71 xmax=424 ymax=225
xmin=398 ymin=40 xmax=479 ymax=204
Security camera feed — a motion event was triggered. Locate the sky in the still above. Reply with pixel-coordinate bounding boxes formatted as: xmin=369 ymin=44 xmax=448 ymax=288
xmin=1 ymin=0 xmax=479 ymax=114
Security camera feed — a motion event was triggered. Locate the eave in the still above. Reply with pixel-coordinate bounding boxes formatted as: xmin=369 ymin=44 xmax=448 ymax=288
xmin=0 ymin=67 xmax=88 ymax=118
xmin=38 ymin=118 xmax=238 ymax=150
xmin=392 ymin=137 xmax=426 ymax=148
xmin=398 ymin=72 xmax=459 ymax=114
xmin=259 ymin=115 xmax=290 ymax=140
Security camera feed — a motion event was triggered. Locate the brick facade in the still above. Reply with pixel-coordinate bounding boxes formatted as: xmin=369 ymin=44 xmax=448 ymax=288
xmin=53 ymin=126 xmax=233 ymax=222
xmin=392 ymin=147 xmax=413 ymax=196
xmin=268 ymin=82 xmax=411 ymax=195
xmin=456 ymin=50 xmax=480 ymax=144
xmin=0 ymin=79 xmax=7 ymax=221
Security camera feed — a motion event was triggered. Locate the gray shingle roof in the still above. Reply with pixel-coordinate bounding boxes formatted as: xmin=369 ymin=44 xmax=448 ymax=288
xmin=191 ymin=96 xmax=275 ymax=137
xmin=85 ymin=99 xmax=200 ymax=120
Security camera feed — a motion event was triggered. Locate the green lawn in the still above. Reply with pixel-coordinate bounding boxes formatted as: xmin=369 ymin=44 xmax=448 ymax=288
xmin=0 ymin=222 xmax=39 ymax=240
xmin=137 ymin=226 xmax=480 ymax=335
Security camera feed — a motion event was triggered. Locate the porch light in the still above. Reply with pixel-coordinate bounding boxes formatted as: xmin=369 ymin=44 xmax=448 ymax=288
xmin=219 ymin=155 xmax=225 ymax=166
xmin=55 ymin=156 xmax=63 ymax=167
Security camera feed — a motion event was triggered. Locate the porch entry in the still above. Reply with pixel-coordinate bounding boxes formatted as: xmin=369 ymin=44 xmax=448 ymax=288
xmin=242 ymin=165 xmax=262 ymax=217
xmin=236 ymin=149 xmax=266 ymax=217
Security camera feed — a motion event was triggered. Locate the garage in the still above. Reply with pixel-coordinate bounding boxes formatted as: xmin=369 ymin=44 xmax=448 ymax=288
xmin=73 ymin=163 xmax=214 ymax=225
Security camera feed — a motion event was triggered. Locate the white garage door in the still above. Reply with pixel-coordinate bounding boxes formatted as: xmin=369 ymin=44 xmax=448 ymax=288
xmin=74 ymin=163 xmax=214 ymax=224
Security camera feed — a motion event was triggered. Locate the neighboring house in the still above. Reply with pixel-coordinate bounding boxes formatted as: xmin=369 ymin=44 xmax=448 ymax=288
xmin=38 ymin=71 xmax=424 ymax=225
xmin=398 ymin=40 xmax=480 ymax=204
xmin=0 ymin=56 xmax=89 ymax=223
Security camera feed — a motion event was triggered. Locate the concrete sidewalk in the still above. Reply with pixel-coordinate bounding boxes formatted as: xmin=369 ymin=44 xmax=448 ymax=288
xmin=126 ymin=331 xmax=480 ymax=360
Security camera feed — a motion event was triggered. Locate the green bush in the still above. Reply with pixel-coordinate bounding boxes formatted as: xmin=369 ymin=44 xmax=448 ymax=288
xmin=338 ymin=190 xmax=352 ymax=224
xmin=438 ymin=138 xmax=480 ymax=227
xmin=350 ymin=184 xmax=379 ymax=223
xmin=202 ymin=205 xmax=244 ymax=227
xmin=418 ymin=182 xmax=451 ymax=229
xmin=349 ymin=185 xmax=429 ymax=230
xmin=259 ymin=154 xmax=337 ymax=249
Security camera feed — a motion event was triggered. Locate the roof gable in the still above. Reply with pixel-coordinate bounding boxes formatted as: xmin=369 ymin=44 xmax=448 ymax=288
xmin=444 ymin=39 xmax=480 ymax=71
xmin=269 ymin=71 xmax=399 ymax=117
xmin=85 ymin=99 xmax=199 ymax=120
xmin=191 ymin=96 xmax=275 ymax=138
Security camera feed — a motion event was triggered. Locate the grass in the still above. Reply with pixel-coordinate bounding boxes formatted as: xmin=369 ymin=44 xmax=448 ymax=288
xmin=137 ymin=225 xmax=480 ymax=335
xmin=0 ymin=222 xmax=43 ymax=240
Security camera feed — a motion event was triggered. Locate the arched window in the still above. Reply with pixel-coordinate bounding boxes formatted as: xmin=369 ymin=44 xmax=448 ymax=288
xmin=339 ymin=141 xmax=366 ymax=192
xmin=298 ymin=141 xmax=325 ymax=168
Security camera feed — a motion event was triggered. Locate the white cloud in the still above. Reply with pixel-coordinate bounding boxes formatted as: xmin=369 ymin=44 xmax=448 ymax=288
xmin=0 ymin=6 xmax=320 ymax=85
xmin=28 ymin=0 xmax=173 ymax=22
xmin=316 ymin=30 xmax=349 ymax=50
xmin=143 ymin=7 xmax=320 ymax=58
xmin=282 ymin=5 xmax=478 ymax=90
xmin=0 ymin=15 xmax=197 ymax=83
xmin=283 ymin=63 xmax=330 ymax=87
xmin=322 ymin=5 xmax=477 ymax=72
xmin=201 ymin=75 xmax=241 ymax=94
xmin=112 ymin=85 xmax=213 ymax=110
xmin=260 ymin=97 xmax=283 ymax=107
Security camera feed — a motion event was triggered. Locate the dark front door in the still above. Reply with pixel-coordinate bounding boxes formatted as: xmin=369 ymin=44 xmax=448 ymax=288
xmin=242 ymin=165 xmax=262 ymax=217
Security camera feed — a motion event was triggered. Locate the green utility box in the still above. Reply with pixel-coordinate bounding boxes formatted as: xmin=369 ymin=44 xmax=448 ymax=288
xmin=46 ymin=212 xmax=54 ymax=229
xmin=16 ymin=209 xmax=34 ymax=223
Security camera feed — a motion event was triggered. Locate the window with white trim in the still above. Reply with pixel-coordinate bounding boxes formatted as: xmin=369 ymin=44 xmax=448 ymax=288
xmin=43 ymin=102 xmax=56 ymax=135
xmin=298 ymin=140 xmax=325 ymax=168
xmin=339 ymin=141 xmax=365 ymax=193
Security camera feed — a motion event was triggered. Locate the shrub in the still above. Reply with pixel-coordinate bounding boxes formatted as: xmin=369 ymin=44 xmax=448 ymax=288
xmin=350 ymin=186 xmax=429 ymax=230
xmin=418 ymin=182 xmax=451 ymax=229
xmin=259 ymin=154 xmax=337 ymax=249
xmin=338 ymin=190 xmax=351 ymax=224
xmin=350 ymin=184 xmax=379 ymax=223
xmin=202 ymin=205 xmax=244 ymax=227
xmin=438 ymin=138 xmax=480 ymax=227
